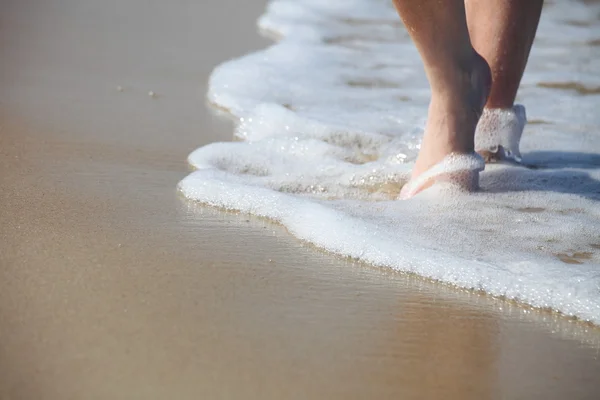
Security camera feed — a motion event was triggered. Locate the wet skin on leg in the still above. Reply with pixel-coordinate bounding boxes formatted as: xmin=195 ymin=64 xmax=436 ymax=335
xmin=392 ymin=0 xmax=491 ymax=192
xmin=466 ymin=0 xmax=544 ymax=109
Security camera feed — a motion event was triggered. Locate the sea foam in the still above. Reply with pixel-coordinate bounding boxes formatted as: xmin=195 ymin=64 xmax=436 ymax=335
xmin=180 ymin=0 xmax=600 ymax=323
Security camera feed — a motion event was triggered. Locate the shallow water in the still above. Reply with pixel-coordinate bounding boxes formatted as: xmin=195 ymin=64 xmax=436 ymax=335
xmin=180 ymin=0 xmax=600 ymax=324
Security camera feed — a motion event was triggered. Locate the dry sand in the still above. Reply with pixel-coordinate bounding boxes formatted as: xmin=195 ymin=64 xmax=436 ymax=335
xmin=1 ymin=0 xmax=599 ymax=399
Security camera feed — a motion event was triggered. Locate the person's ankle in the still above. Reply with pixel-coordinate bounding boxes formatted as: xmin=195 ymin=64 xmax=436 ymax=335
xmin=470 ymin=51 xmax=492 ymax=109
xmin=483 ymin=100 xmax=515 ymax=110
xmin=429 ymin=50 xmax=491 ymax=104
xmin=411 ymin=52 xmax=491 ymax=179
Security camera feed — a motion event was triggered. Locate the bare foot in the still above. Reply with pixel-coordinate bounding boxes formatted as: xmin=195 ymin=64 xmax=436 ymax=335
xmin=411 ymin=52 xmax=491 ymax=181
xmin=475 ymin=104 xmax=527 ymax=163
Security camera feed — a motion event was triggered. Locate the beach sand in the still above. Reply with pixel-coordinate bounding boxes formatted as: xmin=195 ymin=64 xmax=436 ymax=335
xmin=1 ymin=0 xmax=599 ymax=398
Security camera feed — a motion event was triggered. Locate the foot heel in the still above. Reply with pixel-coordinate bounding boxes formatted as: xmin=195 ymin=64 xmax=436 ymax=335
xmin=475 ymin=105 xmax=526 ymax=163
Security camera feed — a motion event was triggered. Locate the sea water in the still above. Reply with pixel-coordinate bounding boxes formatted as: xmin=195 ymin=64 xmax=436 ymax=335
xmin=180 ymin=0 xmax=600 ymax=324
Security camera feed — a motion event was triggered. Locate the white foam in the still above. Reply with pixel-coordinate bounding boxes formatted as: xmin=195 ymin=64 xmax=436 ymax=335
xmin=475 ymin=105 xmax=526 ymax=162
xmin=180 ymin=0 xmax=600 ymax=323
xmin=399 ymin=153 xmax=485 ymax=199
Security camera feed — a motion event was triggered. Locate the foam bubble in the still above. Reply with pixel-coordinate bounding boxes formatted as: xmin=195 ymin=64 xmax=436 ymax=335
xmin=475 ymin=105 xmax=526 ymax=162
xmin=399 ymin=153 xmax=485 ymax=199
xmin=180 ymin=0 xmax=600 ymax=324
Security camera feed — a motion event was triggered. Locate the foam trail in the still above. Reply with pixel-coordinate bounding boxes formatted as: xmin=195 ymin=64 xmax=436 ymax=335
xmin=181 ymin=0 xmax=600 ymax=324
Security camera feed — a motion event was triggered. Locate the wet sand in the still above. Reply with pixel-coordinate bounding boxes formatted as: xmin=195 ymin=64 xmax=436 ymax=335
xmin=1 ymin=0 xmax=600 ymax=399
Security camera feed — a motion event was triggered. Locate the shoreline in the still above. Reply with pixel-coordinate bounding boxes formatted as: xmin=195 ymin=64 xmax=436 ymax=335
xmin=1 ymin=0 xmax=599 ymax=398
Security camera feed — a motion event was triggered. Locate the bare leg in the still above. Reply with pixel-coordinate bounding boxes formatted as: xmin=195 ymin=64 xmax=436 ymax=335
xmin=466 ymin=0 xmax=543 ymax=109
xmin=392 ymin=0 xmax=491 ymax=183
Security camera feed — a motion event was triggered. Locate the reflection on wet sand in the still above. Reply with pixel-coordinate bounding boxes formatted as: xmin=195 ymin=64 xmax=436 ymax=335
xmin=371 ymin=295 xmax=495 ymax=399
